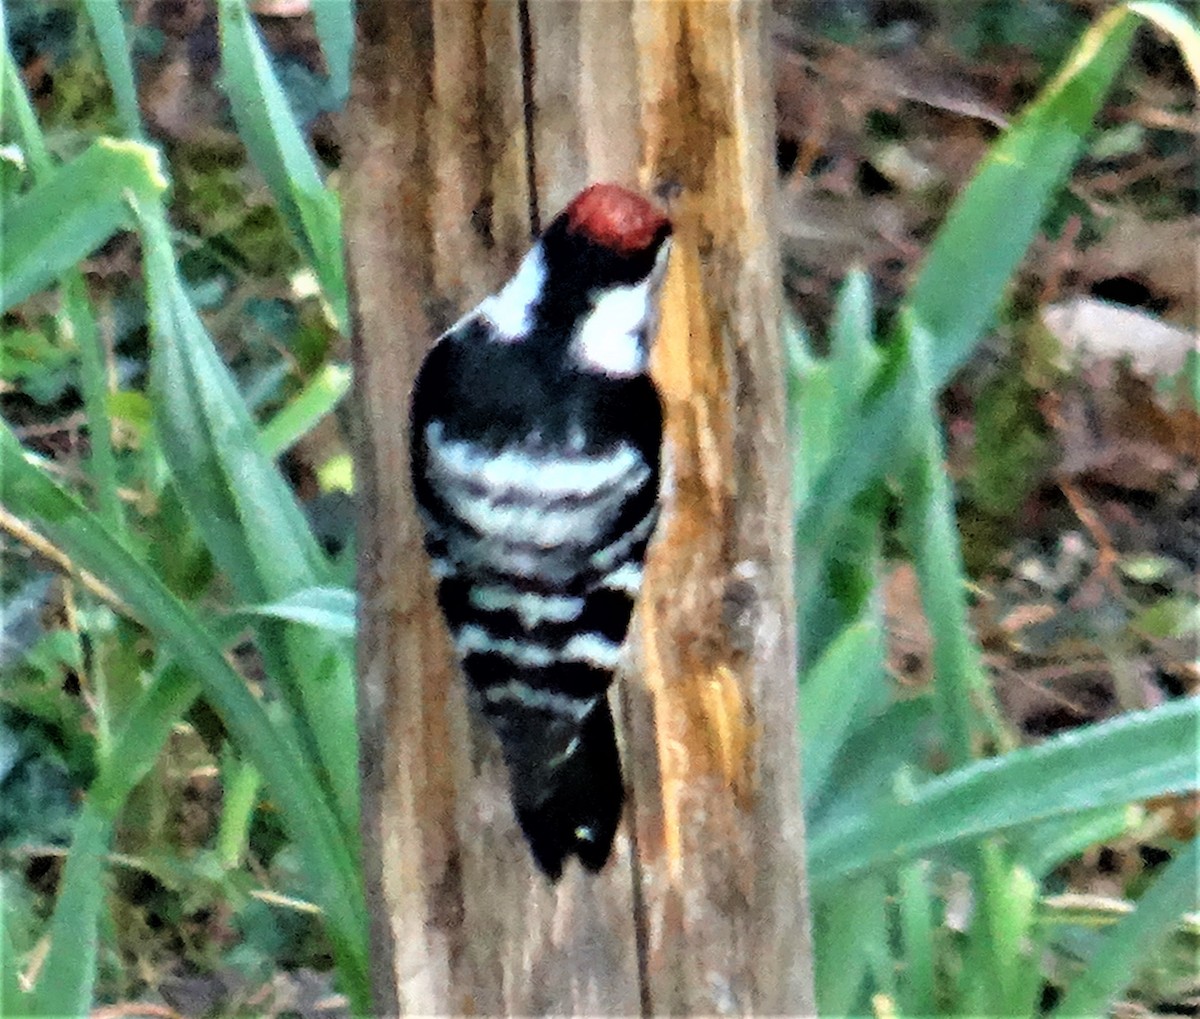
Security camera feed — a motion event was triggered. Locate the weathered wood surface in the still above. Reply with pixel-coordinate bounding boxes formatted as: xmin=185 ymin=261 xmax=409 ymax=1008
xmin=346 ymin=2 xmax=813 ymax=1014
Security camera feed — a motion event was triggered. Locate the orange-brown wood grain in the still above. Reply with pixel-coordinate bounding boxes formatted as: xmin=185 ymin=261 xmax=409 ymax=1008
xmin=641 ymin=228 xmax=752 ymax=879
xmin=623 ymin=5 xmax=813 ymax=1012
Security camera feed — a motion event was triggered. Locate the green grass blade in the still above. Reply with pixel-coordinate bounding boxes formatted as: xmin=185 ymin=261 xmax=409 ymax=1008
xmin=138 ymin=200 xmax=329 ymax=601
xmin=827 ymin=267 xmax=879 ymax=442
xmin=80 ymin=0 xmax=144 ymax=139
xmin=30 ymin=663 xmax=199 ymax=1017
xmin=900 ymin=316 xmax=1006 ymax=764
xmin=786 ymin=291 xmax=880 ymax=534
xmin=1051 ymin=837 xmax=1200 ymax=1019
xmin=312 ymin=0 xmax=354 ymax=106
xmin=788 ymin=351 xmax=833 ymax=510
xmin=800 ymin=618 xmax=885 ymax=806
xmin=215 ymin=0 xmax=348 ymax=333
xmin=27 ymin=805 xmax=110 ymax=1018
xmin=813 ymin=876 xmax=888 ymax=1017
xmin=909 ymin=5 xmax=1140 ymax=383
xmin=1 ymin=25 xmax=126 ymax=541
xmin=1 ymin=12 xmax=51 ymax=176
xmin=216 ymin=749 xmax=261 ymax=869
xmin=973 ymin=842 xmax=1041 ymax=1017
xmin=90 ymin=665 xmax=203 ymax=814
xmin=259 ymin=361 xmax=352 ymax=457
xmin=808 ymin=697 xmax=935 ymax=828
xmin=808 ymin=697 xmax=1199 ymax=888
xmin=0 ymin=139 xmax=167 ymax=312
xmin=65 ymin=273 xmax=125 ymax=538
xmin=795 ymin=334 xmax=914 ymax=559
xmin=0 ymin=428 xmax=369 ymax=1010
xmin=896 ymin=861 xmax=937 ymax=1016
xmin=245 ymin=586 xmax=356 ymax=637
xmin=136 ymin=198 xmax=358 ymax=837
xmin=901 ymin=438 xmax=978 ymax=764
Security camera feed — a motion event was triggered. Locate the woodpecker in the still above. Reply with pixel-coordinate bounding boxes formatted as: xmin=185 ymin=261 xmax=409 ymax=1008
xmin=409 ymin=183 xmax=671 ymax=879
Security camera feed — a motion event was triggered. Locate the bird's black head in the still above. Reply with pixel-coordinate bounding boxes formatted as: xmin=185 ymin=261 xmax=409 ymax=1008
xmin=530 ymin=184 xmax=673 ymax=378
xmin=544 ymin=182 xmax=672 ymax=291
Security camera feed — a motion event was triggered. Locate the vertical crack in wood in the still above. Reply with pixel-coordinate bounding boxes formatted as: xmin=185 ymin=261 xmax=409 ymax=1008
xmin=517 ymin=0 xmax=540 ymax=237
xmin=619 ymin=680 xmax=654 ymax=1018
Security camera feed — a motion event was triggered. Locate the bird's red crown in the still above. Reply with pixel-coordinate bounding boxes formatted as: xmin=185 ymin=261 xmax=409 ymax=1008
xmin=564 ymin=183 xmax=669 ymax=256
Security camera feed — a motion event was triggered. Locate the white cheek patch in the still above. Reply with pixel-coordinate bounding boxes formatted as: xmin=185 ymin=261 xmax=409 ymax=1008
xmin=571 ymin=239 xmax=672 ymax=377
xmin=571 ymin=281 xmax=652 ymax=377
xmin=478 ymin=245 xmax=546 ymax=341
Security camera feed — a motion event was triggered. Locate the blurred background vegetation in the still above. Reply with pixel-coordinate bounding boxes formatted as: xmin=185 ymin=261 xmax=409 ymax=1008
xmin=1 ymin=0 xmax=1197 ymax=1016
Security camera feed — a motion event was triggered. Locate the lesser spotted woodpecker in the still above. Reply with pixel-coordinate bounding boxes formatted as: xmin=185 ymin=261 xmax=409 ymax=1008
xmin=409 ymin=184 xmax=672 ymax=879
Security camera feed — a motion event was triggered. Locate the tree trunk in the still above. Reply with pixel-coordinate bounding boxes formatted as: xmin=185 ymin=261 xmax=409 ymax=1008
xmin=346 ymin=2 xmax=814 ymax=1014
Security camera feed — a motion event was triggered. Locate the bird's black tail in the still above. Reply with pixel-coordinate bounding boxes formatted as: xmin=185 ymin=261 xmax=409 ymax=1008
xmin=493 ymin=700 xmax=624 ymax=881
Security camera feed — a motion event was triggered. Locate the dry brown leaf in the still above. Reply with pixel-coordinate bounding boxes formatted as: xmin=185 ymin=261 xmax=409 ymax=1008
xmin=1076 ymin=213 xmax=1200 ymax=320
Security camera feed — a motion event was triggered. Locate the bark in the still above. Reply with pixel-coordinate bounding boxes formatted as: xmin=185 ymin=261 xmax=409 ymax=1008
xmin=346 ymin=2 xmax=813 ymax=1014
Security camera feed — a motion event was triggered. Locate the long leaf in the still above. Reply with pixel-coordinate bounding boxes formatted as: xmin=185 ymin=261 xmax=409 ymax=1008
xmin=807 ymin=697 xmax=936 ymax=829
xmin=137 ymin=199 xmax=358 ymax=838
xmin=312 ymin=0 xmax=354 ymax=107
xmin=28 ymin=664 xmax=201 ymax=1017
xmin=826 ymin=267 xmax=879 ymax=447
xmin=138 ymin=201 xmax=328 ymax=602
xmin=215 ymin=0 xmax=347 ymax=333
xmin=900 ymin=316 xmax=1005 ymax=764
xmin=259 ymin=361 xmax=352 ymax=457
xmin=0 ymin=139 xmax=166 ymax=312
xmin=896 ymin=861 xmax=936 ymax=1017
xmin=27 ymin=806 xmax=109 ymax=1018
xmin=799 ymin=618 xmax=885 ymax=807
xmin=1 ymin=8 xmax=50 ymax=176
xmin=1051 ymin=836 xmax=1200 ymax=1019
xmin=245 ymin=586 xmax=356 ymax=637
xmin=1 ymin=25 xmax=126 ymax=539
xmin=80 ymin=0 xmax=143 ymax=139
xmin=808 ymin=697 xmax=1199 ymax=888
xmin=908 ymin=5 xmax=1139 ymax=382
xmin=813 ymin=876 xmax=889 ymax=1016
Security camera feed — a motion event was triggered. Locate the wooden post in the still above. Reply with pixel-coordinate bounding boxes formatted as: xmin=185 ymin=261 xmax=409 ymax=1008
xmin=345 ymin=2 xmax=814 ymax=1014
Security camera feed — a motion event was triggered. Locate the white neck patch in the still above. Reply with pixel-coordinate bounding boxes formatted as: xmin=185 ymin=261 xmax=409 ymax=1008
xmin=570 ymin=239 xmax=671 ymax=378
xmin=479 ymin=245 xmax=546 ymax=341
xmin=571 ymin=281 xmax=652 ymax=376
